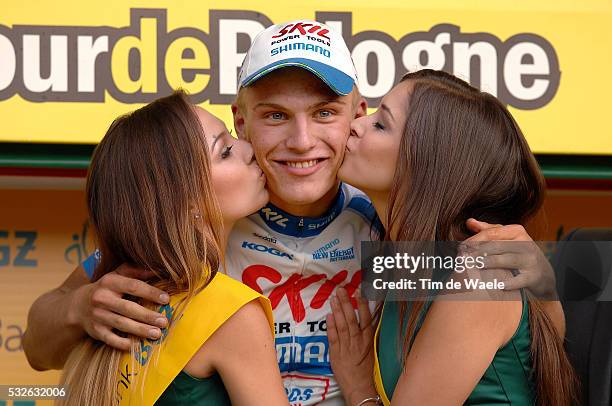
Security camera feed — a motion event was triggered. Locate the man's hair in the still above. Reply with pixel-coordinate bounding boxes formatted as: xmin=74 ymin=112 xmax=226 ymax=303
xmin=234 ymin=86 xmax=248 ymax=115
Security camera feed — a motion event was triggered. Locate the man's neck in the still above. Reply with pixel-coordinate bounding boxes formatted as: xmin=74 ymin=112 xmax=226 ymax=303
xmin=268 ymin=182 xmax=341 ymax=218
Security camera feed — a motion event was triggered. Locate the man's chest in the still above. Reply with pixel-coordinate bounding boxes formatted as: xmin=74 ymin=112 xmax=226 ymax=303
xmin=225 ymin=217 xmax=369 ymax=323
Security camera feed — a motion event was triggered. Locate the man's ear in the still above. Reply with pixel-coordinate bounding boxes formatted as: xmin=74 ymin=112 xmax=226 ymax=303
xmin=231 ymin=103 xmax=247 ymax=140
xmin=355 ymin=97 xmax=368 ymax=118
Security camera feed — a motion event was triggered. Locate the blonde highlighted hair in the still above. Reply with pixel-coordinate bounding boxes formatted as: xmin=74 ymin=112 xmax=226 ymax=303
xmin=58 ymin=90 xmax=224 ymax=405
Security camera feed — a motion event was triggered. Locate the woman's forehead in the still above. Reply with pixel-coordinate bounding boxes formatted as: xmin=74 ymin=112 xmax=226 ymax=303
xmin=194 ymin=106 xmax=225 ymax=137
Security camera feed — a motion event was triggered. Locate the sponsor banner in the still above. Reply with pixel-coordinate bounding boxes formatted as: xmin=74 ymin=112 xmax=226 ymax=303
xmin=1 ymin=1 xmax=611 ymax=154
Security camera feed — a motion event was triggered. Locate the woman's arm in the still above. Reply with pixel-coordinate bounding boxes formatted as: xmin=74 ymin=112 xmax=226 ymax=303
xmin=188 ymin=299 xmax=288 ymax=405
xmin=391 ymin=296 xmax=522 ymax=405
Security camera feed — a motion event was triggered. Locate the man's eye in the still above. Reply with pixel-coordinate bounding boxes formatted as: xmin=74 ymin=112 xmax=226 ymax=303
xmin=221 ymin=145 xmax=233 ymax=158
xmin=318 ymin=110 xmax=332 ymax=118
xmin=269 ymin=112 xmax=285 ymax=120
xmin=373 ymin=121 xmax=385 ymax=131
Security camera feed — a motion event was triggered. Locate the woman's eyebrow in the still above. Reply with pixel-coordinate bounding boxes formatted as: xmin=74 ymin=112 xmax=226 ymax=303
xmin=381 ymin=103 xmax=395 ymax=123
xmin=210 ymin=132 xmax=224 ymax=152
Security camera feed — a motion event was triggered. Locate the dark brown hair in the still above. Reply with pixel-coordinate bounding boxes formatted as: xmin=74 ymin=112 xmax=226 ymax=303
xmin=388 ymin=69 xmax=578 ymax=406
xmin=59 ymin=90 xmax=225 ymax=405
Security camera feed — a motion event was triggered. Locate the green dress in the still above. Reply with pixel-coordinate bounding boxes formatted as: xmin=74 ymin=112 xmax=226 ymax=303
xmin=155 ymin=371 xmax=231 ymax=405
xmin=376 ymin=292 xmax=535 ymax=405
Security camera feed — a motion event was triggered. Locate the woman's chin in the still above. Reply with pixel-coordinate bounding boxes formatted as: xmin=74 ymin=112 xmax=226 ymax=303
xmin=260 ymin=189 xmax=270 ymax=206
xmin=252 ymin=189 xmax=270 ymax=212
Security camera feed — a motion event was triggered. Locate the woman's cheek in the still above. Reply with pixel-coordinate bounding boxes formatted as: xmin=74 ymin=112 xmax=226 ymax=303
xmin=213 ymin=167 xmax=233 ymax=201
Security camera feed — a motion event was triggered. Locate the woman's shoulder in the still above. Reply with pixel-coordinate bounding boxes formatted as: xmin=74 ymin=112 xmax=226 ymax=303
xmin=424 ymin=286 xmax=524 ymax=349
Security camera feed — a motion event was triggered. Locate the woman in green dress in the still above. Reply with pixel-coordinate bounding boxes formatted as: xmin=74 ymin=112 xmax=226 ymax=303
xmin=326 ymin=70 xmax=577 ymax=406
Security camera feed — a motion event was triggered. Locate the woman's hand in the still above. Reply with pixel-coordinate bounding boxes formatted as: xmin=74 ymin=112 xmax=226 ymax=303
xmin=326 ymin=287 xmax=378 ymax=405
xmin=74 ymin=264 xmax=169 ymax=350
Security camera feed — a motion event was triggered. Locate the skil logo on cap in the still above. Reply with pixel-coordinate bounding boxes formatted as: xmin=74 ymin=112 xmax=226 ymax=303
xmin=269 ymin=22 xmax=332 ymax=59
xmin=272 ymin=22 xmax=331 ymax=42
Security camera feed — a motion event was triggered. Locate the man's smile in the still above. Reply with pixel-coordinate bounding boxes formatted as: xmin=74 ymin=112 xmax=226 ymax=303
xmin=272 ymin=158 xmax=328 ymax=175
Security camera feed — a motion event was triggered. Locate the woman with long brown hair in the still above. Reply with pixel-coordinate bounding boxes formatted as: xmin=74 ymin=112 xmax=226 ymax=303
xmin=57 ymin=90 xmax=287 ymax=405
xmin=326 ymin=70 xmax=577 ymax=405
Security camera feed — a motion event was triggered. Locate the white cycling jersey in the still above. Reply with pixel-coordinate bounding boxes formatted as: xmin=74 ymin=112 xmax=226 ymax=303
xmin=225 ymin=183 xmax=381 ymax=405
xmin=82 ymin=183 xmax=380 ymax=406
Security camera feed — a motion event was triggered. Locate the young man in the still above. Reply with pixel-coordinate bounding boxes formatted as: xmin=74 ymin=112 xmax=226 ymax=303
xmin=23 ymin=20 xmax=561 ymax=405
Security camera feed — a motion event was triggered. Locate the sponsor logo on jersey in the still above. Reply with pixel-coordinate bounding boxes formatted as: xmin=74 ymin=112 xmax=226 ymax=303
xmin=312 ymin=251 xmax=329 ymax=260
xmin=275 ymin=319 xmax=327 ymax=335
xmin=329 ymin=247 xmax=355 ymax=262
xmin=312 ymin=243 xmax=355 ymax=263
xmin=306 ymin=212 xmax=337 ymax=231
xmin=241 ymin=241 xmax=294 ymax=261
xmin=282 ymin=374 xmax=331 ymax=405
xmin=253 ymin=232 xmax=278 ymax=244
xmin=261 ymin=207 xmax=289 ymax=228
xmin=242 ymin=265 xmax=361 ymax=322
xmin=312 ymin=239 xmax=340 ymax=260
xmin=276 ymin=335 xmax=332 ymax=376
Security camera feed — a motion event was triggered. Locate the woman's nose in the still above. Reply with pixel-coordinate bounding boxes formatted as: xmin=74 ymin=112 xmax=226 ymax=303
xmin=350 ymin=116 xmax=365 ymax=138
xmin=239 ymin=139 xmax=256 ymax=164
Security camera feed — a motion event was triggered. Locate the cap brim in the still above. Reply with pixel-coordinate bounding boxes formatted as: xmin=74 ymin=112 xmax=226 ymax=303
xmin=241 ymin=58 xmax=355 ymax=96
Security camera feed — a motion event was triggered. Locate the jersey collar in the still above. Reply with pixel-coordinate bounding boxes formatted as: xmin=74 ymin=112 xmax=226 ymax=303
xmin=258 ymin=185 xmax=345 ymax=237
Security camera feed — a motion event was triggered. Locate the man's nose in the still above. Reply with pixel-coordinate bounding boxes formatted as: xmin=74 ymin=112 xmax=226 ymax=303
xmin=285 ymin=115 xmax=316 ymax=152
